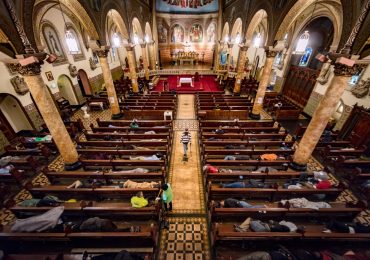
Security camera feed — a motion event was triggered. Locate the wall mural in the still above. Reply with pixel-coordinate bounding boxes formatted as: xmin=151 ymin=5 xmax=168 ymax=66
xmin=171 ymin=24 xmax=185 ymax=43
xmin=157 ymin=0 xmax=218 ymax=13
xmin=42 ymin=23 xmax=67 ymax=65
xmin=189 ymin=24 xmax=203 ymax=42
xmin=158 ymin=23 xmax=168 ymax=44
xmin=207 ymin=22 xmax=216 ymax=43
xmin=156 ymin=15 xmax=217 ymax=66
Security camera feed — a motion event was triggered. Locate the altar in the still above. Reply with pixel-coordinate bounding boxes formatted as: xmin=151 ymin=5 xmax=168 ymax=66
xmin=178 ymin=77 xmax=193 ymax=87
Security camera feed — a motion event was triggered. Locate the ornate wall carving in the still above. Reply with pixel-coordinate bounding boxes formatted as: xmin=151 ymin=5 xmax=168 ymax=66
xmin=24 ymin=103 xmax=44 ymax=131
xmin=303 ymin=91 xmax=323 ymax=116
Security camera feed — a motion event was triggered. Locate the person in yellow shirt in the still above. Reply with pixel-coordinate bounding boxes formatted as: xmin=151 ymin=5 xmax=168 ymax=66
xmin=130 ymin=191 xmax=148 ymax=208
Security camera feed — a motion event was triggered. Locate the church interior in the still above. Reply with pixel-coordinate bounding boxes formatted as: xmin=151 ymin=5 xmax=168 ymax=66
xmin=0 ymin=0 xmax=370 ymax=259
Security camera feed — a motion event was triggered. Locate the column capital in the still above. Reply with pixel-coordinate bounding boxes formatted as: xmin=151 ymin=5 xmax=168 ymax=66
xmin=140 ymin=43 xmax=147 ymax=48
xmin=17 ymin=63 xmax=42 ymax=76
xmin=265 ymin=49 xmax=278 ymax=58
xmin=333 ymin=63 xmax=361 ymax=77
xmin=240 ymin=45 xmax=248 ymax=52
xmin=95 ymin=49 xmax=110 ymax=58
xmin=124 ymin=45 xmax=135 ymax=51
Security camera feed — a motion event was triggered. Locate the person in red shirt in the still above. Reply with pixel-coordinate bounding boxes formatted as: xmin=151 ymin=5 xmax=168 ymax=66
xmin=315 ymin=179 xmax=332 ymax=189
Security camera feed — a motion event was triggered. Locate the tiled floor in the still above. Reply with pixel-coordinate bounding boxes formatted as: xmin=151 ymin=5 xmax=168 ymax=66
xmin=160 ymin=94 xmax=210 ymax=259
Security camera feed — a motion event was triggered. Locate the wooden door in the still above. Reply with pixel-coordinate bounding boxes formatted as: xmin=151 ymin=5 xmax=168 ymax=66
xmin=0 ymin=110 xmax=16 ymax=141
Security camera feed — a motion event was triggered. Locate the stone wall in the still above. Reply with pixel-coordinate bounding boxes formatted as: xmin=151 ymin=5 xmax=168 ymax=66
xmin=303 ymin=91 xmax=323 ymax=116
xmin=24 ymin=103 xmax=44 ymax=131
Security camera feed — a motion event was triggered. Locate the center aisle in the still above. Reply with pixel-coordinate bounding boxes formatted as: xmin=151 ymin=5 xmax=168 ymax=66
xmin=159 ymin=94 xmax=210 ymax=260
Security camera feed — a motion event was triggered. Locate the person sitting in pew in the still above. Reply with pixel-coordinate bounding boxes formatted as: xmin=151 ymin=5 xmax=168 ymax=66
xmin=323 ymin=220 xmax=370 ymax=233
xmin=222 ymin=179 xmax=270 ymax=188
xmin=123 ymin=179 xmax=160 ymax=189
xmin=215 ymin=198 xmax=266 ymax=209
xmin=131 ymin=191 xmax=149 ymax=208
xmin=67 ymin=179 xmax=105 ymax=189
xmin=215 ymin=126 xmax=225 ymax=135
xmin=130 ymin=119 xmax=139 ymax=129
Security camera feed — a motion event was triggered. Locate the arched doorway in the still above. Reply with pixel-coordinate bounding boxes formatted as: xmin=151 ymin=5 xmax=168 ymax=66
xmin=77 ymin=69 xmax=92 ymax=96
xmin=0 ymin=94 xmax=34 ymax=140
xmin=57 ymin=74 xmax=79 ymax=105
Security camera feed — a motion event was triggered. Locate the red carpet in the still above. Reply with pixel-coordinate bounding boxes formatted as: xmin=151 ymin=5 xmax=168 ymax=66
xmin=152 ymin=75 xmax=222 ymax=93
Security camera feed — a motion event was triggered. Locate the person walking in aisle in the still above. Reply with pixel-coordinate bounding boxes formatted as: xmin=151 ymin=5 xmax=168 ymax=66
xmin=180 ymin=128 xmax=191 ymax=158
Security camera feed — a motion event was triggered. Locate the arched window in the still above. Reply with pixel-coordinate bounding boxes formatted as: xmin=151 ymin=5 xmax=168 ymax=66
xmin=299 ymin=47 xmax=313 ymax=67
xmin=349 ymin=68 xmax=363 ymax=85
xmin=66 ymin=26 xmax=84 ymax=61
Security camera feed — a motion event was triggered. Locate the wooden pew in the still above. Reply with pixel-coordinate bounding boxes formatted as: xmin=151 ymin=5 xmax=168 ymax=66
xmin=208 ymin=182 xmax=346 ymax=201
xmin=97 ymin=119 xmax=172 ymax=128
xmin=200 ymin=120 xmax=275 ymax=128
xmin=43 ymin=168 xmax=166 ymax=182
xmin=79 ymin=158 xmax=166 ymax=171
xmin=202 ymin=133 xmax=288 ymax=141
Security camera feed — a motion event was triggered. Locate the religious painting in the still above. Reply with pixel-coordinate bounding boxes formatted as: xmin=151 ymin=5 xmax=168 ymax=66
xmin=189 ymin=24 xmax=203 ymax=43
xmin=42 ymin=23 xmax=67 ymax=65
xmin=45 ymin=71 xmax=54 ymax=81
xmin=171 ymin=24 xmax=184 ymax=43
xmin=158 ymin=23 xmax=168 ymax=44
xmin=207 ymin=22 xmax=216 ymax=43
xmin=157 ymin=0 xmax=218 ymax=14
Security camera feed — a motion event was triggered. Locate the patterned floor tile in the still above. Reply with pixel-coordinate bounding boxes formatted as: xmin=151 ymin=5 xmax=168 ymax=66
xmin=159 ymin=217 xmax=210 ymax=260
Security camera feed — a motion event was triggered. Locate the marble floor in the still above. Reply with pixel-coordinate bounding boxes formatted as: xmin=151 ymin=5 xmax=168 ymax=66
xmin=160 ymin=94 xmax=210 ymax=259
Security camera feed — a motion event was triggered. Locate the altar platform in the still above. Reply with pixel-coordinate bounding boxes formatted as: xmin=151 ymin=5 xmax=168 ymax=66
xmin=152 ymin=75 xmax=222 ymax=93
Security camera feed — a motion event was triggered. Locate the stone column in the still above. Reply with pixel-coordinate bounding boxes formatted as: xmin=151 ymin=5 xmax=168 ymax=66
xmin=233 ymin=45 xmax=248 ymax=93
xmin=18 ymin=63 xmax=80 ymax=170
xmin=250 ymin=49 xmax=277 ymax=119
xmin=125 ymin=46 xmax=139 ymax=93
xmin=140 ymin=43 xmax=150 ymax=80
xmin=96 ymin=49 xmax=122 ymax=119
xmin=149 ymin=42 xmax=156 ymax=70
xmin=214 ymin=43 xmax=220 ymax=71
xmin=291 ymin=62 xmax=356 ymax=170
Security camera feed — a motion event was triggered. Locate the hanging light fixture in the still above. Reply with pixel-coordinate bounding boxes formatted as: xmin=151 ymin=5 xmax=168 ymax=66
xmin=112 ymin=32 xmax=121 ymax=47
xmin=133 ymin=33 xmax=140 ymax=45
xmin=58 ymin=0 xmax=79 ymax=54
xmin=224 ymin=35 xmax=229 ymax=43
xmin=234 ymin=32 xmax=241 ymax=44
xmin=295 ymin=0 xmax=317 ymax=53
xmin=253 ymin=33 xmax=261 ymax=48
xmin=110 ymin=10 xmax=121 ymax=48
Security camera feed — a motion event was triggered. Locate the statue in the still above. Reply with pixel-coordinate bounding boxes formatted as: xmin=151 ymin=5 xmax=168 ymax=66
xmin=351 ymin=78 xmax=370 ymax=98
xmin=68 ymin=64 xmax=78 ymax=77
xmin=89 ymin=57 xmax=97 ymax=70
xmin=317 ymin=61 xmax=332 ymax=85
xmin=10 ymin=76 xmax=29 ymax=95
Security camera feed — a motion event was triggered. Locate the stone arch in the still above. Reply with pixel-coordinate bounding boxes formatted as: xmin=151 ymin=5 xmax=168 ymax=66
xmin=221 ymin=22 xmax=230 ymax=41
xmin=132 ymin=17 xmax=144 ymax=40
xmin=230 ymin=18 xmax=243 ymax=39
xmin=274 ymin=0 xmax=342 ymax=51
xmin=245 ymin=9 xmax=268 ymax=46
xmin=105 ymin=9 xmax=129 ymax=45
xmin=145 ymin=22 xmax=153 ymax=41
xmin=57 ymin=74 xmax=78 ymax=106
xmin=32 ymin=0 xmax=99 ymax=50
xmin=0 ymin=93 xmax=34 ymax=135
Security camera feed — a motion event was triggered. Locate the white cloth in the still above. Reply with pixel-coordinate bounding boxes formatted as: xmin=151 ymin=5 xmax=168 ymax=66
xmin=279 ymin=220 xmax=297 ymax=232
xmin=179 ymin=78 xmax=193 ymax=87
xmin=281 ymin=198 xmax=331 ymax=210
xmin=11 ymin=206 xmax=64 ymax=232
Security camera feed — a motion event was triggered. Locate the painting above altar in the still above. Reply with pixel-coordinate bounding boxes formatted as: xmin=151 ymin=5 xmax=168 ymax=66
xmin=156 ymin=0 xmax=218 ymax=14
